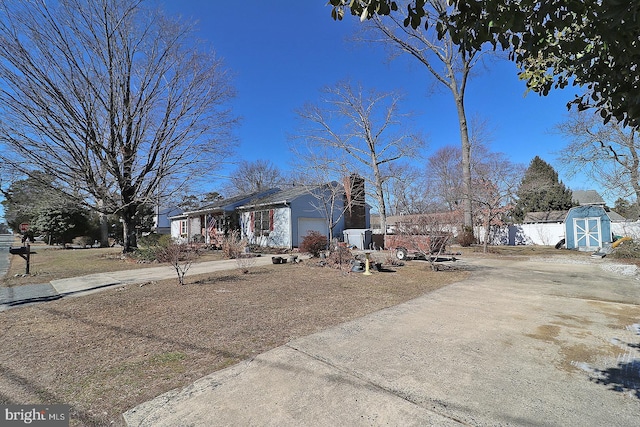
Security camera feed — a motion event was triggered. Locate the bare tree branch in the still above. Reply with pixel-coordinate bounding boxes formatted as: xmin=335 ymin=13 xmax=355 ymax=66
xmin=291 ymin=80 xmax=424 ymax=233
xmin=557 ymin=110 xmax=640 ymax=209
xmin=0 ymin=0 xmax=237 ymax=251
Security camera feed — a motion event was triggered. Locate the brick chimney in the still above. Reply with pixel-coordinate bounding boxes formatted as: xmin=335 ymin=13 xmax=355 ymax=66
xmin=343 ymin=174 xmax=366 ymax=229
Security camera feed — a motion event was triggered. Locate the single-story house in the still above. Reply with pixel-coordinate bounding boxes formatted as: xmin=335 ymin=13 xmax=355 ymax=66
xmin=170 ymin=188 xmax=279 ymax=244
xmin=238 ymin=178 xmax=369 ymax=249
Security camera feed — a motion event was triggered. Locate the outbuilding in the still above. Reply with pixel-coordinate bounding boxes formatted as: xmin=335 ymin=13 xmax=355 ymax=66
xmin=564 ymin=205 xmax=613 ymax=251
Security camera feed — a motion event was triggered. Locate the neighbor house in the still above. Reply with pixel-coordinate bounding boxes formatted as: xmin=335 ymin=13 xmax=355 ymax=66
xmin=153 ymin=206 xmax=183 ymax=235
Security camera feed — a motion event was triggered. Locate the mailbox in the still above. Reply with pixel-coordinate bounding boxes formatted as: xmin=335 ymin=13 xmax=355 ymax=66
xmin=9 ymin=246 xmax=27 ymax=255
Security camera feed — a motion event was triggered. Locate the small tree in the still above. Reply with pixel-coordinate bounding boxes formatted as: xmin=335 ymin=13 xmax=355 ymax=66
xmin=158 ymin=242 xmax=198 ymax=286
xmin=472 ymin=153 xmax=524 ymax=252
xmin=394 ymin=214 xmax=454 ymax=271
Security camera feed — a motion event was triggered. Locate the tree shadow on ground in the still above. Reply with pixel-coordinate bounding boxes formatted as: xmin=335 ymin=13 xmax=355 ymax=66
xmin=590 ymin=357 xmax=640 ymax=399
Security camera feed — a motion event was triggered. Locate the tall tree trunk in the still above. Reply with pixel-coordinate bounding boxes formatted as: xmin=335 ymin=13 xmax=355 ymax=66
xmin=121 ymin=208 xmax=137 ymax=253
xmin=100 ymin=212 xmax=109 ymax=247
xmin=373 ymin=163 xmax=387 ymax=234
xmin=97 ymin=199 xmax=109 ymax=247
xmin=454 ymin=94 xmax=473 ymax=229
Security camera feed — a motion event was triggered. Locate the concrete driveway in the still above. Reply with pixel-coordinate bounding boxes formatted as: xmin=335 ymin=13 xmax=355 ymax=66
xmin=124 ymin=255 xmax=640 ymax=426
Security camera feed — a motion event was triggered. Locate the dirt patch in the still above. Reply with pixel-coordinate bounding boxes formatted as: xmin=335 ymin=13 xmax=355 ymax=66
xmin=525 ymin=324 xmax=561 ymax=343
xmin=560 ymin=343 xmax=624 ymax=373
xmin=588 ymin=301 xmax=640 ymax=329
xmin=0 ymin=262 xmax=467 ymax=426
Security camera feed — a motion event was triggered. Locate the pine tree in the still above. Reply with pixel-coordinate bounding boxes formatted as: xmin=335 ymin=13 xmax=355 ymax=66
xmin=513 ymin=156 xmax=574 ymax=222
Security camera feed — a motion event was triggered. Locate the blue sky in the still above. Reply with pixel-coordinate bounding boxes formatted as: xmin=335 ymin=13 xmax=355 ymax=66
xmin=0 ymin=1 xmax=607 ymax=223
xmin=163 ymin=1 xmax=598 ymax=199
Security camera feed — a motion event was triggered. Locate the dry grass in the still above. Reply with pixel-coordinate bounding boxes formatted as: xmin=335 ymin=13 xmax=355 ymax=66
xmin=1 ymin=245 xmax=224 ymax=287
xmin=0 ymin=257 xmax=468 ymax=426
xmin=0 ymin=243 xmax=601 ymax=426
xmin=467 ymin=244 xmax=596 ymax=259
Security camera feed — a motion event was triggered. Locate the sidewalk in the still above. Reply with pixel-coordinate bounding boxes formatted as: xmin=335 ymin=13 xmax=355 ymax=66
xmin=122 ymin=256 xmax=640 ymax=426
xmin=0 ymin=255 xmax=289 ymax=310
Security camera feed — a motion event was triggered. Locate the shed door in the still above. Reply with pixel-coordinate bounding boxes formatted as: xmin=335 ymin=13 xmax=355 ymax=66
xmin=574 ymin=217 xmax=602 ymax=248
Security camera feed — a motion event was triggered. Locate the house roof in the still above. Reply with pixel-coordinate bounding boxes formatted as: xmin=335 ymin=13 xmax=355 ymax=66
xmin=606 ymin=210 xmax=627 ymax=222
xmin=524 ymin=207 xmax=626 ymax=224
xmin=572 ymin=190 xmax=605 ymax=206
xmin=178 ymin=188 xmax=280 ymax=217
xmin=237 ymin=183 xmax=339 ymax=210
xmin=523 ymin=211 xmax=567 ymax=223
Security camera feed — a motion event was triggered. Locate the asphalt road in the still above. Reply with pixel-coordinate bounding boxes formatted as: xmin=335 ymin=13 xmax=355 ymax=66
xmin=0 ymin=234 xmax=12 ymax=277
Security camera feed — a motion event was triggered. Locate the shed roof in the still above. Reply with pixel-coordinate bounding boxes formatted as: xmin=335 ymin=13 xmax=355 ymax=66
xmin=606 ymin=210 xmax=627 ymax=222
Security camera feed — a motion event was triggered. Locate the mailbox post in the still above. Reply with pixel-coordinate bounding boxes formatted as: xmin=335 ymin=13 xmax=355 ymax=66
xmin=9 ymin=241 xmax=33 ymax=274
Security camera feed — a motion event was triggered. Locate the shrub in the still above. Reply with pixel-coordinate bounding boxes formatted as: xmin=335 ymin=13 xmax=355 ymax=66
xmin=300 ymin=231 xmax=327 ymax=257
xmin=72 ymin=236 xmax=93 ymax=247
xmin=157 ymin=242 xmax=198 ymax=285
xmin=220 ymin=230 xmax=246 ymax=259
xmin=457 ymin=226 xmax=475 ymax=247
xmin=135 ymin=234 xmax=173 ymax=261
xmin=325 ymin=244 xmax=352 ymax=270
xmin=138 ymin=233 xmax=161 ymax=247
xmin=611 ymin=240 xmax=640 ymax=259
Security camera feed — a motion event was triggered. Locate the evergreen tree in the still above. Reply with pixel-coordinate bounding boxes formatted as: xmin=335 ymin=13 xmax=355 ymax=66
xmin=614 ymin=198 xmax=640 ymax=220
xmin=1 ymin=172 xmax=98 ymax=243
xmin=513 ymin=157 xmax=574 ymax=222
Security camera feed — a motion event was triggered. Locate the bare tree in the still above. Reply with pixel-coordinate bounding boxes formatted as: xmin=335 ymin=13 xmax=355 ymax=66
xmin=291 ymin=163 xmax=366 ymax=245
xmin=362 ymin=0 xmax=487 ymax=231
xmin=159 ymin=242 xmax=198 ymax=286
xmin=557 ymin=110 xmax=640 ymax=210
xmin=471 ymin=151 xmax=524 ymax=252
xmin=292 ymin=81 xmax=424 ymax=233
xmin=426 ymin=145 xmax=464 ymax=212
xmin=389 ymin=213 xmax=455 ymax=271
xmin=383 ymin=163 xmax=431 ymax=215
xmin=425 ymin=117 xmax=494 ymax=214
xmin=0 ymin=0 xmax=236 ymax=252
xmin=226 ymin=160 xmax=283 ymax=195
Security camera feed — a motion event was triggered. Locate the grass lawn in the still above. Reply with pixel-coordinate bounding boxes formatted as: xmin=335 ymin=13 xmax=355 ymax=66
xmin=1 ymin=244 xmax=225 ymax=287
xmin=0 ymin=246 xmax=471 ymax=426
xmin=0 ymin=243 xmax=603 ymax=426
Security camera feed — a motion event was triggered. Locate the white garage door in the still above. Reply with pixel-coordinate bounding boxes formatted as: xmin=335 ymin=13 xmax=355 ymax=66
xmin=297 ymin=218 xmax=328 ymax=247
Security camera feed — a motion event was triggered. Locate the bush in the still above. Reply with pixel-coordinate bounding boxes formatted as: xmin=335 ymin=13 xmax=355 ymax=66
xmin=138 ymin=233 xmax=161 ymax=247
xmin=457 ymin=226 xmax=475 ymax=247
xmin=325 ymin=244 xmax=352 ymax=270
xmin=72 ymin=236 xmax=93 ymax=247
xmin=135 ymin=234 xmax=173 ymax=261
xmin=611 ymin=240 xmax=640 ymax=259
xmin=220 ymin=230 xmax=246 ymax=259
xmin=300 ymin=231 xmax=327 ymax=257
